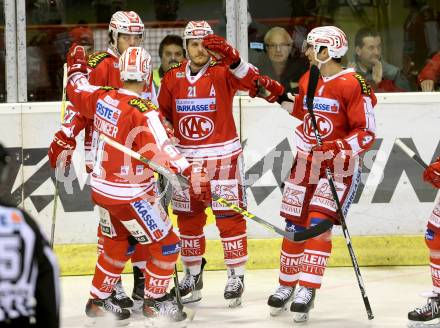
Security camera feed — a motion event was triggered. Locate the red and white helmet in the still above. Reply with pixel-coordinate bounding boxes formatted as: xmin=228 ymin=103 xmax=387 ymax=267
xmin=183 ymin=20 xmax=213 ymax=49
xmin=119 ymin=47 xmax=152 ymax=82
xmin=305 ymin=26 xmax=348 ymax=63
xmin=109 ymin=11 xmax=144 ymax=50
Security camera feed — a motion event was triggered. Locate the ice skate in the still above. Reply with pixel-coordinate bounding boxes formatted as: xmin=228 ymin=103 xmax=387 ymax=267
xmin=110 ymin=280 xmax=134 ymax=309
xmin=171 ymin=258 xmax=207 ymax=304
xmin=291 ymin=286 xmax=316 ymax=323
xmin=85 ymin=296 xmax=131 ymax=326
xmin=143 ymin=295 xmax=188 ymax=328
xmin=224 ymin=275 xmax=244 ymax=308
xmin=131 ymin=266 xmax=145 ymax=312
xmin=267 ymin=285 xmax=294 ymax=316
xmin=408 ymin=293 xmax=440 ymax=327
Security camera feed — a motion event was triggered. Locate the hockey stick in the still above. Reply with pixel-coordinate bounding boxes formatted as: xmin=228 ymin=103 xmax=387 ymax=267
xmin=99 ymin=135 xmax=328 ymax=242
xmin=50 ymin=63 xmax=68 ymax=249
xmin=395 ymin=139 xmax=428 ymax=169
xmin=305 ymin=64 xmax=374 ymax=320
xmin=173 ymin=264 xmax=195 ymax=320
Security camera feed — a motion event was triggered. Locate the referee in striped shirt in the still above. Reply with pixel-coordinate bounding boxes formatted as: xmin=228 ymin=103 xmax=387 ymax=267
xmin=0 ymin=144 xmax=60 ymax=327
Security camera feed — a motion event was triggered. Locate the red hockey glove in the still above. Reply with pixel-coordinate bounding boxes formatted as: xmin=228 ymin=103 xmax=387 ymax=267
xmin=202 ymin=34 xmax=240 ymax=66
xmin=423 ymin=159 xmax=440 ymax=189
xmin=182 ymin=165 xmax=211 ymax=202
xmin=48 ymin=130 xmax=76 ymax=168
xmin=67 ymin=43 xmax=87 ymax=78
xmin=249 ymin=75 xmax=285 ymax=103
xmin=313 ymin=139 xmax=352 ymax=157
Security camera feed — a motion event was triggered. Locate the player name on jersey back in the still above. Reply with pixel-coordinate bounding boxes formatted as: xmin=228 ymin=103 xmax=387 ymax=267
xmin=95 ymin=99 xmax=121 ymax=138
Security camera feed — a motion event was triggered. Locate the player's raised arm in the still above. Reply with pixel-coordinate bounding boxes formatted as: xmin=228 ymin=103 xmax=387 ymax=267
xmin=66 ymin=45 xmax=103 ymax=119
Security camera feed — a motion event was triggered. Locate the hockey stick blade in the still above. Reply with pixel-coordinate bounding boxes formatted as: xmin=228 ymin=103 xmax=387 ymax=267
xmin=173 ymin=265 xmax=196 ymax=321
xmin=395 ymin=139 xmax=428 ymax=169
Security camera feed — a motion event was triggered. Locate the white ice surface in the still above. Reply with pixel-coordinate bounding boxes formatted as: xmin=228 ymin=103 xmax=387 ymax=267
xmin=60 ymin=266 xmax=435 ymax=328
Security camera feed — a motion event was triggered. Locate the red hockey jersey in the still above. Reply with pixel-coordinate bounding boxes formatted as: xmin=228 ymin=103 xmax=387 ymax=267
xmin=158 ymin=59 xmax=257 ymax=161
xmin=62 ymin=48 xmax=156 ymax=169
xmin=66 ymin=73 xmax=189 ymax=205
xmin=291 ymin=68 xmax=377 ymax=156
xmin=418 ymin=52 xmax=440 ymax=85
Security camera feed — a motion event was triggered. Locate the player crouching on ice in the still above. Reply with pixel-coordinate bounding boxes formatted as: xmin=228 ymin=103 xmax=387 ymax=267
xmin=251 ymin=26 xmax=377 ymax=322
xmin=408 ymin=158 xmax=440 ymax=327
xmin=64 ymin=44 xmax=210 ymax=326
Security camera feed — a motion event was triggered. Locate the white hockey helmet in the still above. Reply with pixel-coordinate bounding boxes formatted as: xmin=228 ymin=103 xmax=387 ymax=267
xmin=109 ymin=11 xmax=144 ymax=50
xmin=183 ymin=20 xmax=213 ymax=49
xmin=304 ymin=26 xmax=348 ymax=64
xmin=119 ymin=47 xmax=152 ymax=82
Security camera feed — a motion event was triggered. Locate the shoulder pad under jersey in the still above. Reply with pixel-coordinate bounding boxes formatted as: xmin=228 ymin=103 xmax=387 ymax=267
xmin=88 ymin=52 xmax=111 ymax=68
xmin=353 ymin=73 xmax=371 ymax=96
xmin=166 ymin=62 xmax=182 ymax=72
xmin=128 ymin=98 xmax=158 ymax=113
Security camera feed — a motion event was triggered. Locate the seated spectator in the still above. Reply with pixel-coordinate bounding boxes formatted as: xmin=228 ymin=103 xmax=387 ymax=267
xmin=153 ymin=35 xmax=185 ymax=89
xmin=352 ymin=27 xmax=412 ymax=92
xmin=69 ymin=26 xmax=94 ymax=53
xmin=255 ymin=26 xmax=308 ymax=94
xmin=418 ymin=51 xmax=440 ymax=91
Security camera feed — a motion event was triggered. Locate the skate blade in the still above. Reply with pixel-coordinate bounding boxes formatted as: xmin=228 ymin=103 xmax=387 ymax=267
xmin=408 ymin=319 xmax=440 ymax=328
xmin=181 ymin=290 xmax=202 ymax=304
xmin=293 ymin=312 xmax=310 ymax=323
xmin=269 ymin=303 xmax=290 ymax=317
xmin=85 ymin=315 xmax=130 ymax=327
xmin=144 ymin=317 xmax=188 ymax=328
xmin=183 ymin=306 xmax=196 ymax=321
xmin=227 ymin=297 xmax=242 ymax=308
xmin=132 ymin=299 xmax=143 ymax=313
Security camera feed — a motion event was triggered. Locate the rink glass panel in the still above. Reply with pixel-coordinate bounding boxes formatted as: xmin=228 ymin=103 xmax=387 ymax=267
xmin=247 ymin=0 xmax=440 ymax=93
xmin=0 ymin=2 xmax=4 ymax=103
xmin=24 ymin=0 xmax=224 ymax=102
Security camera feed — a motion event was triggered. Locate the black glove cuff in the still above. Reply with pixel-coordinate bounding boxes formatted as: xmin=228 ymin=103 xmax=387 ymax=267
xmin=277 ymin=92 xmax=290 ymax=104
xmin=229 ymin=58 xmax=241 ymax=69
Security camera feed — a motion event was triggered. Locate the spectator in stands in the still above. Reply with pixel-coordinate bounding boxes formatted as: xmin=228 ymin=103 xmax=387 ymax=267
xmin=402 ymin=0 xmax=440 ymax=83
xmin=153 ymin=0 xmax=180 ymax=21
xmin=0 ymin=32 xmax=5 ymax=102
xmin=69 ymin=26 xmax=94 ymax=54
xmin=153 ymin=35 xmax=185 ymax=89
xmin=254 ymin=26 xmax=308 ymax=94
xmin=418 ymin=52 xmax=440 ymax=91
xmin=352 ymin=27 xmax=412 ymax=92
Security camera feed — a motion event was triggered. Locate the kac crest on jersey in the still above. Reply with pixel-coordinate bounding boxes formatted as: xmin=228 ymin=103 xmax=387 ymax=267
xmin=178 ymin=115 xmax=214 ymax=141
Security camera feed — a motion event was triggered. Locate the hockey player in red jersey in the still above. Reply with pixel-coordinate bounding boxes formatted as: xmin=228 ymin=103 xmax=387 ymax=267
xmin=157 ymin=20 xmax=259 ymax=307
xmin=48 ymin=11 xmax=155 ymax=309
xmin=408 ymin=159 xmax=440 ymax=326
xmin=65 ymin=44 xmax=210 ymax=325
xmin=253 ymin=26 xmax=377 ymax=322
